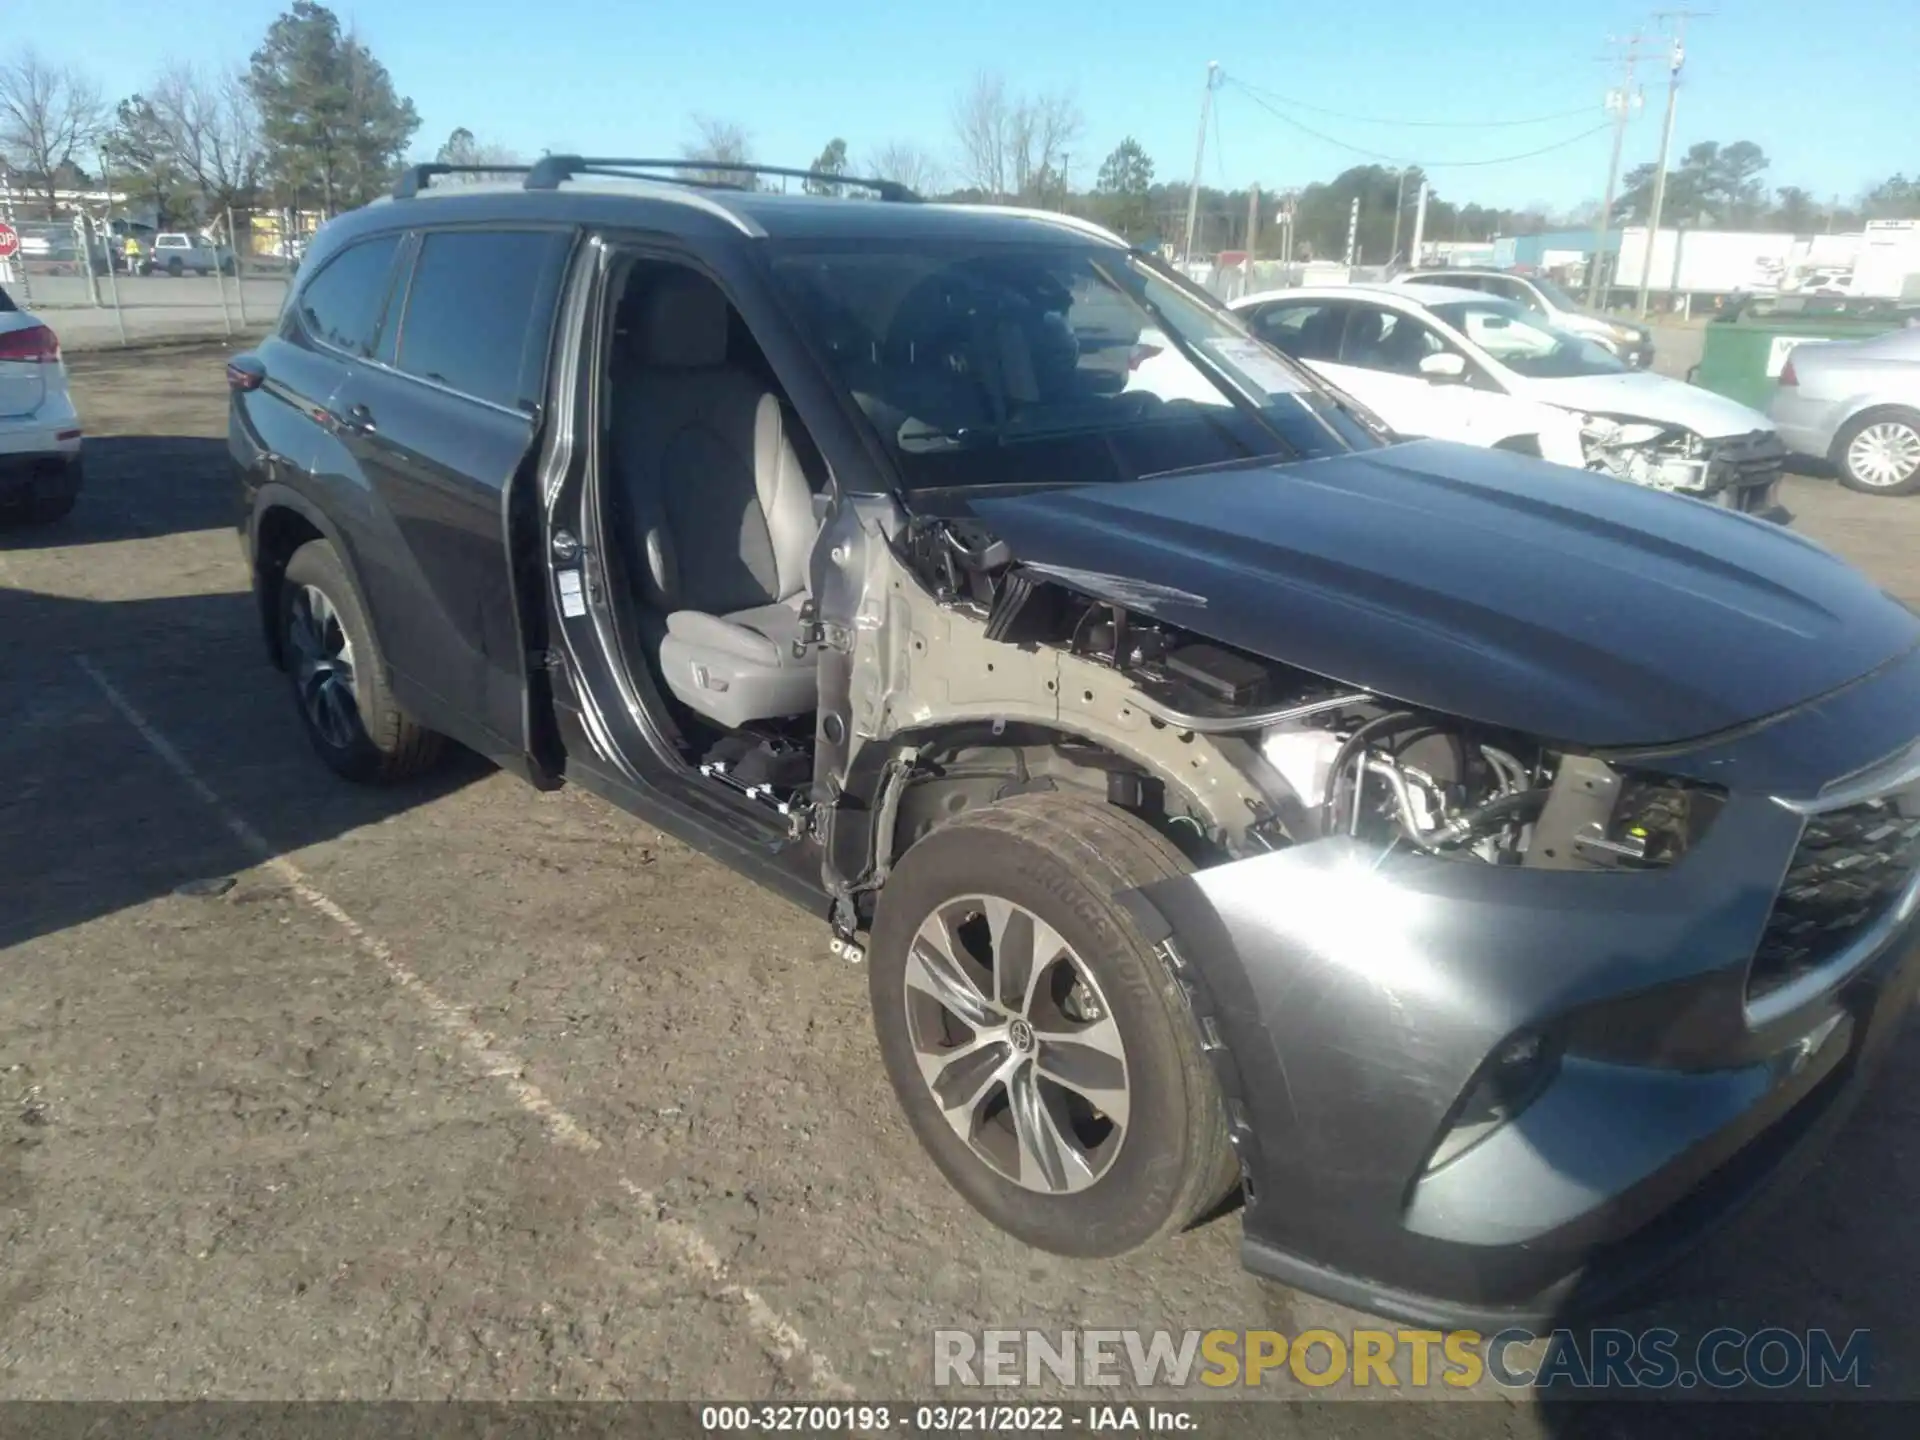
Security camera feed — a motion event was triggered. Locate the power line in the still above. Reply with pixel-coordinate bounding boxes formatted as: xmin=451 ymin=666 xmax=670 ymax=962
xmin=1225 ymin=81 xmax=1613 ymax=169
xmin=1228 ymin=75 xmax=1597 ymax=131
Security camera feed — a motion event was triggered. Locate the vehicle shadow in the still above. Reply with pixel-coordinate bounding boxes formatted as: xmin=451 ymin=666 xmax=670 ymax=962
xmin=0 ymin=435 xmax=234 ymax=549
xmin=0 ymin=579 xmax=490 ymax=955
xmin=1521 ymin=1008 xmax=1920 ymax=1434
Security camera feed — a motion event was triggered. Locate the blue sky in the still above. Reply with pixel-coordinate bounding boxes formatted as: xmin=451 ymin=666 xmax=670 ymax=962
xmin=51 ymin=0 xmax=1918 ymax=209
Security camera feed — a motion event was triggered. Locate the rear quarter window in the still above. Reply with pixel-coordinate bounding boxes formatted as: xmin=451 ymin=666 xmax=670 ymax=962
xmin=293 ymin=234 xmax=405 ymax=358
xmin=391 ymin=229 xmax=571 ymax=410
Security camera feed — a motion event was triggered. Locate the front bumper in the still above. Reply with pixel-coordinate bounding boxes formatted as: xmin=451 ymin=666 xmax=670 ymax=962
xmin=1618 ymin=338 xmax=1656 ymax=369
xmin=1127 ymin=648 xmax=1920 ymax=1328
xmin=1702 ymin=428 xmax=1792 ymax=524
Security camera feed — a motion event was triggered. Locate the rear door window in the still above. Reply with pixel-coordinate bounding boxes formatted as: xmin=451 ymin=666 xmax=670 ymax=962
xmin=392 ymin=229 xmax=570 ymax=410
xmin=295 ymin=234 xmax=404 ymax=357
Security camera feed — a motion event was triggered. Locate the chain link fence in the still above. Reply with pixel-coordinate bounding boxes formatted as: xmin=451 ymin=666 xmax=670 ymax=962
xmin=0 ymin=171 xmax=320 ymax=349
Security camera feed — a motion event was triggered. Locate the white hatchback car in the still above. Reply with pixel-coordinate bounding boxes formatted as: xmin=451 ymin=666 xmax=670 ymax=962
xmin=0 ymin=286 xmax=83 ymax=523
xmin=1223 ymin=283 xmax=1791 ymax=521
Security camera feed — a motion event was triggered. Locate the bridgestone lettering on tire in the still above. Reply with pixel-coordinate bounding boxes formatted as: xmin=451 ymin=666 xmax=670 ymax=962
xmin=278 ymin=538 xmax=445 ymax=784
xmin=868 ymin=794 xmax=1239 ymax=1257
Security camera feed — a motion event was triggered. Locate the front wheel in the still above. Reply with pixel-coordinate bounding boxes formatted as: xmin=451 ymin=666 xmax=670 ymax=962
xmin=1835 ymin=408 xmax=1920 ymax=496
xmin=868 ymin=794 xmax=1239 ymax=1257
xmin=278 ymin=539 xmax=446 ymax=784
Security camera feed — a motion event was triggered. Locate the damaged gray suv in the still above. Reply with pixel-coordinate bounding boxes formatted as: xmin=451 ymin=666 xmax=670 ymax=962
xmin=230 ymin=157 xmax=1920 ymax=1328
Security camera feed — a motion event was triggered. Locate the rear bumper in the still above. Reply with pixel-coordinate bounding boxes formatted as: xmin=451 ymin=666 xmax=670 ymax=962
xmin=1768 ymin=391 xmax=1841 ymax=460
xmin=1127 ymin=656 xmax=1920 ymax=1328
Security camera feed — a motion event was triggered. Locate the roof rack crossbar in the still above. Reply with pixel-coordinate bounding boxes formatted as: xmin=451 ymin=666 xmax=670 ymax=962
xmin=521 ymin=155 xmax=919 ymax=202
xmin=392 ymin=162 xmax=534 ymax=199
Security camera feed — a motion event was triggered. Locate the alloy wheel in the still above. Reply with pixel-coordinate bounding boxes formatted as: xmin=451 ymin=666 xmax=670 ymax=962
xmin=1847 ymin=421 xmax=1920 ymax=489
xmin=903 ymin=895 xmax=1129 ymax=1194
xmin=287 ymin=584 xmax=360 ymax=749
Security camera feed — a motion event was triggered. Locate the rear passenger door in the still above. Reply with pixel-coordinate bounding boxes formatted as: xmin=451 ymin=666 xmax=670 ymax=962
xmin=327 ymin=226 xmax=574 ymax=776
xmin=248 ymin=230 xmax=405 ymax=498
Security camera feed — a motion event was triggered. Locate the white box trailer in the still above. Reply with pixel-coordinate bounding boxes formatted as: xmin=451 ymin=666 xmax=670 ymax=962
xmin=1614 ymin=228 xmax=1800 ymax=296
xmin=1854 ymin=220 xmax=1920 ymax=300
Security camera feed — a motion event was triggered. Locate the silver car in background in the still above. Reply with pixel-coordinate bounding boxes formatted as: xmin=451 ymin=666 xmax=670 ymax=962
xmin=1771 ymin=326 xmax=1920 ymax=494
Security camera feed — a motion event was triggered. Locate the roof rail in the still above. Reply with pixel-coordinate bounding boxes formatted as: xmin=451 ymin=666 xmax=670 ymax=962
xmin=522 ymin=156 xmax=919 ymax=203
xmin=392 ymin=162 xmax=533 ymax=199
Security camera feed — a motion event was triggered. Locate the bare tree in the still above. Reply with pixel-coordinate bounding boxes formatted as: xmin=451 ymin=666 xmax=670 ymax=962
xmin=1011 ymin=89 xmax=1079 ymax=201
xmin=864 ymin=141 xmax=943 ymax=197
xmin=949 ymin=71 xmax=1080 ymax=203
xmin=0 ymin=47 xmax=107 ymax=216
xmin=149 ymin=62 xmax=261 ymax=216
xmin=951 ymin=71 xmax=1012 ymax=198
xmin=682 ymin=114 xmax=755 ymax=187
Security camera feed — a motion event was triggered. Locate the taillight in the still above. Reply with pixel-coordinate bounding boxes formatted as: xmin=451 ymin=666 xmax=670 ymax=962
xmin=0 ymin=323 xmax=59 ymax=363
xmin=1128 ymin=342 xmax=1165 ymax=372
xmin=1779 ymin=357 xmax=1798 ymax=387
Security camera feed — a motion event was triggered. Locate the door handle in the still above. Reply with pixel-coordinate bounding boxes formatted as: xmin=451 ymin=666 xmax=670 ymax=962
xmin=324 ymin=403 xmax=376 ymax=436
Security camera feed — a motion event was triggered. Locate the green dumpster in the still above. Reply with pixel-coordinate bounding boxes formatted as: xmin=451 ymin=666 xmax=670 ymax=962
xmin=1690 ymin=296 xmax=1919 ymax=413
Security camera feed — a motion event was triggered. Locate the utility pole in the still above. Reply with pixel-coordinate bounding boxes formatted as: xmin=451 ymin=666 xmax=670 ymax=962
xmin=1637 ymin=11 xmax=1710 ymax=318
xmin=1182 ymin=62 xmax=1222 ymax=265
xmin=1587 ymin=31 xmax=1648 ymax=308
xmin=1345 ymin=196 xmax=1360 ymax=267
xmin=1389 ymin=168 xmax=1409 ymax=266
xmin=1243 ymin=184 xmax=1261 ymax=297
xmin=1410 ymin=180 xmax=1431 ymax=268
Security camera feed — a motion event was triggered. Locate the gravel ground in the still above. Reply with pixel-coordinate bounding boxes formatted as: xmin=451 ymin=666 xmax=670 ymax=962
xmin=2 ymin=345 xmax=1916 ymax=1429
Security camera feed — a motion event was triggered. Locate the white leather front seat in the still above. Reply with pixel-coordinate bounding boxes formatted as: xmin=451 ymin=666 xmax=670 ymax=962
xmin=612 ymin=274 xmax=818 ymax=730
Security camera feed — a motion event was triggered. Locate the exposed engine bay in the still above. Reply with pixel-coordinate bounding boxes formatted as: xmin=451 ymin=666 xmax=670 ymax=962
xmin=1579 ymin=415 xmax=1716 ymax=493
xmin=895 ymin=515 xmax=1723 ymax=875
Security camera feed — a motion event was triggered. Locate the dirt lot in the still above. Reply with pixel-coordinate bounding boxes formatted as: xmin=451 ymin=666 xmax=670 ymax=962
xmin=3 ymin=344 xmax=1918 ymax=1427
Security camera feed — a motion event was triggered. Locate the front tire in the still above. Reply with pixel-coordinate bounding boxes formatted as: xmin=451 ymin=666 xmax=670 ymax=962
xmin=868 ymin=794 xmax=1239 ymax=1257
xmin=278 ymin=539 xmax=445 ymax=784
xmin=1834 ymin=407 xmax=1920 ymax=496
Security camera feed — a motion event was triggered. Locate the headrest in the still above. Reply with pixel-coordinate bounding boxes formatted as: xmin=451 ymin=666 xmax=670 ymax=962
xmin=636 ymin=273 xmax=730 ymax=369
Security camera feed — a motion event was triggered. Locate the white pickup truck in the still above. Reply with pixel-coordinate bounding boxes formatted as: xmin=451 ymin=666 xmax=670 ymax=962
xmin=145 ymin=233 xmax=235 ymax=277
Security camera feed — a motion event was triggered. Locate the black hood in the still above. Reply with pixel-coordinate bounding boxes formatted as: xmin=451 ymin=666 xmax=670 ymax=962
xmin=971 ymin=441 xmax=1920 ymax=748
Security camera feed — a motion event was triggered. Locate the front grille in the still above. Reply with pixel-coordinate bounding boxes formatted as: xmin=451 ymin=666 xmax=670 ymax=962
xmin=1749 ymin=793 xmax=1920 ymax=1005
xmin=1705 ymin=430 xmax=1788 ymax=494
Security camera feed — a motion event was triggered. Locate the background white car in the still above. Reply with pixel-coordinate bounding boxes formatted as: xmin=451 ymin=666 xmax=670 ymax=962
xmin=1226 ymin=283 xmax=1790 ymax=520
xmin=0 ymin=286 xmax=83 ymax=524
xmin=1391 ymin=267 xmax=1655 ymax=369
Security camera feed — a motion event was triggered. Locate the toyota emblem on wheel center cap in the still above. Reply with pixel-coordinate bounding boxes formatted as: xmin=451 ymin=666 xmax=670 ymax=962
xmin=1008 ymin=1018 xmax=1036 ymax=1053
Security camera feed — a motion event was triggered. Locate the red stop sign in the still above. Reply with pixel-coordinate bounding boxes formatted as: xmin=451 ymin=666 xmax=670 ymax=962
xmin=0 ymin=222 xmax=18 ymax=260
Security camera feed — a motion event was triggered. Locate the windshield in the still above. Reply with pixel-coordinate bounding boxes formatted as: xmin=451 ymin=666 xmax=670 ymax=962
xmin=1528 ymin=275 xmax=1582 ymax=312
xmin=1430 ymin=297 xmax=1627 ymax=379
xmin=766 ymin=240 xmax=1374 ymax=493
